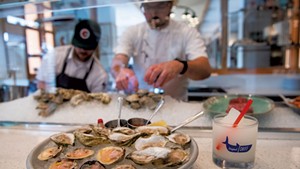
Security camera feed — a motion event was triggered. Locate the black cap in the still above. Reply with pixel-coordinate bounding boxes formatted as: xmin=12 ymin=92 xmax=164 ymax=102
xmin=71 ymin=19 xmax=101 ymax=50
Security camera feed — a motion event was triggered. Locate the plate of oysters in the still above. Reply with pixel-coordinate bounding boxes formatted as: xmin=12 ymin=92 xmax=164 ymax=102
xmin=26 ymin=124 xmax=198 ymax=169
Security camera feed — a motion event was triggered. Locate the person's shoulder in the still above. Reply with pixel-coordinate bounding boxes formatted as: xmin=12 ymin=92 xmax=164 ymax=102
xmin=125 ymin=22 xmax=147 ymax=31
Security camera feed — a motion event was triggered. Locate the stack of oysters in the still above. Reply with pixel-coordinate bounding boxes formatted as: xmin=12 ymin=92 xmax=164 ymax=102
xmin=124 ymin=89 xmax=164 ymax=110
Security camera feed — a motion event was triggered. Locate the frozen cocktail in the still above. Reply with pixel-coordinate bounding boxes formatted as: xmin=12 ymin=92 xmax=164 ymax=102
xmin=212 ymin=111 xmax=258 ymax=168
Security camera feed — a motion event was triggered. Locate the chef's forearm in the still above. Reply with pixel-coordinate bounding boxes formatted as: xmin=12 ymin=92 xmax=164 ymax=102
xmin=185 ymin=57 xmax=211 ymax=80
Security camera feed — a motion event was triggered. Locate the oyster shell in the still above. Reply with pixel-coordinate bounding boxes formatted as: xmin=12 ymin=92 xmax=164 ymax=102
xmin=165 ymin=148 xmax=189 ymax=166
xmin=97 ymin=146 xmax=125 ymax=165
xmin=49 ymin=159 xmax=77 ymax=169
xmin=80 ymin=160 xmax=106 ymax=169
xmin=154 ymin=148 xmax=189 ymax=167
xmin=74 ymin=130 xmax=110 ymax=146
xmin=50 ymin=133 xmax=75 ymax=145
xmin=112 ymin=164 xmax=136 ymax=169
xmin=135 ymin=126 xmax=170 ymax=136
xmin=166 ymin=132 xmax=191 ymax=147
xmin=108 ymin=132 xmax=141 ymax=146
xmin=126 ymin=147 xmax=171 ymax=165
xmin=137 ymin=89 xmax=148 ymax=97
xmin=125 ymin=94 xmax=139 ymax=102
xmin=37 ymin=146 xmax=63 ymax=161
xmin=65 ymin=147 xmax=94 ymax=159
xmin=134 ymin=134 xmax=168 ymax=150
xmin=112 ymin=127 xmax=136 ymax=135
xmin=88 ymin=93 xmax=112 ymax=104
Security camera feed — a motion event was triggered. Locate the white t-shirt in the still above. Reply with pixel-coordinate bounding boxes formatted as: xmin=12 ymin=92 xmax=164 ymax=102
xmin=36 ymin=45 xmax=108 ymax=93
xmin=115 ymin=20 xmax=208 ymax=100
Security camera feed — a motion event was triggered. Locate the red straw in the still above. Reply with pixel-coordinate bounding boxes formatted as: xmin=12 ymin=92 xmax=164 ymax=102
xmin=216 ymin=99 xmax=253 ymax=150
xmin=232 ymin=99 xmax=253 ymax=127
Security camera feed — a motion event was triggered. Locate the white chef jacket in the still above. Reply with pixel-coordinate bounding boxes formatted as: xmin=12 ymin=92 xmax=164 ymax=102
xmin=36 ymin=45 xmax=108 ymax=93
xmin=114 ymin=19 xmax=208 ymax=100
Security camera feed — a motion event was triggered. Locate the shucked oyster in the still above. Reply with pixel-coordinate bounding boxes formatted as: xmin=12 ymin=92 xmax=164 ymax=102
xmin=134 ymin=134 xmax=168 ymax=151
xmin=112 ymin=127 xmax=136 ymax=135
xmin=135 ymin=126 xmax=170 ymax=136
xmin=97 ymin=146 xmax=125 ymax=165
xmin=65 ymin=147 xmax=94 ymax=159
xmin=154 ymin=148 xmax=189 ymax=167
xmin=126 ymin=147 xmax=171 ymax=165
xmin=37 ymin=146 xmax=63 ymax=161
xmin=108 ymin=132 xmax=141 ymax=146
xmin=50 ymin=133 xmax=75 ymax=145
xmin=166 ymin=132 xmax=191 ymax=147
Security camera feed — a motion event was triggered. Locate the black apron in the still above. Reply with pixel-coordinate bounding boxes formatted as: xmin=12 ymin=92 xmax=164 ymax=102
xmin=56 ymin=48 xmax=94 ymax=93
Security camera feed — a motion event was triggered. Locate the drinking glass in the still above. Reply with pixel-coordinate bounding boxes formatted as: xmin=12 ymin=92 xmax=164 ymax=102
xmin=212 ymin=114 xmax=258 ymax=169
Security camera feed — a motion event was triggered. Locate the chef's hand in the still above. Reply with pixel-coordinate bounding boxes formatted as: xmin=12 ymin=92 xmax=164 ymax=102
xmin=37 ymin=81 xmax=46 ymax=90
xmin=144 ymin=60 xmax=184 ymax=88
xmin=115 ymin=68 xmax=139 ymax=94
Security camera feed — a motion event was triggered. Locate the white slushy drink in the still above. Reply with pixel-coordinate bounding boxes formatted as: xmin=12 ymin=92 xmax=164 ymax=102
xmin=212 ymin=108 xmax=258 ymax=168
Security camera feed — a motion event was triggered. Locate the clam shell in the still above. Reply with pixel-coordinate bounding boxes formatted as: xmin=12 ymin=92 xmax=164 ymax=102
xmin=97 ymin=146 xmax=125 ymax=165
xmin=112 ymin=164 xmax=136 ymax=169
xmin=50 ymin=133 xmax=75 ymax=145
xmin=37 ymin=146 xmax=63 ymax=161
xmin=65 ymin=147 xmax=94 ymax=160
xmin=49 ymin=159 xmax=77 ymax=169
xmin=80 ymin=160 xmax=106 ymax=169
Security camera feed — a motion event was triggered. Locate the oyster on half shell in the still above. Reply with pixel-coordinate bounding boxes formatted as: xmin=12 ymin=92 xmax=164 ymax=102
xmin=135 ymin=126 xmax=170 ymax=136
xmin=37 ymin=146 xmax=63 ymax=161
xmin=50 ymin=133 xmax=75 ymax=145
xmin=154 ymin=148 xmax=189 ymax=167
xmin=97 ymin=146 xmax=125 ymax=165
xmin=126 ymin=147 xmax=171 ymax=165
xmin=134 ymin=134 xmax=168 ymax=150
xmin=108 ymin=132 xmax=141 ymax=146
xmin=166 ymin=132 xmax=191 ymax=147
xmin=74 ymin=129 xmax=110 ymax=147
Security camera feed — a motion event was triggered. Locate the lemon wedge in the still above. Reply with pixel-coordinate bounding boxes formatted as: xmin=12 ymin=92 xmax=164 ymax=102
xmin=148 ymin=120 xmax=168 ymax=127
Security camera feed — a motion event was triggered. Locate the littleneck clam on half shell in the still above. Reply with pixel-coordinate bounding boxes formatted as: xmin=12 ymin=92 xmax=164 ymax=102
xmin=48 ymin=159 xmax=77 ymax=169
xmin=37 ymin=146 xmax=63 ymax=161
xmin=112 ymin=164 xmax=136 ymax=169
xmin=97 ymin=146 xmax=125 ymax=165
xmin=65 ymin=147 xmax=94 ymax=160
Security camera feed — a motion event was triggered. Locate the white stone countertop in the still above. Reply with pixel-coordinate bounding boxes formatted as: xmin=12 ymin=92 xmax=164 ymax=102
xmin=0 ymin=126 xmax=299 ymax=169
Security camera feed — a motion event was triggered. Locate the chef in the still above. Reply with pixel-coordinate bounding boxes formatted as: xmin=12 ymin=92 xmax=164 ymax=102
xmin=111 ymin=0 xmax=211 ymax=101
xmin=36 ymin=19 xmax=108 ymax=93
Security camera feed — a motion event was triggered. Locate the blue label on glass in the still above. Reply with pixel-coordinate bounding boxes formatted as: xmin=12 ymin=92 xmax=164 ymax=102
xmin=222 ymin=136 xmax=252 ymax=153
